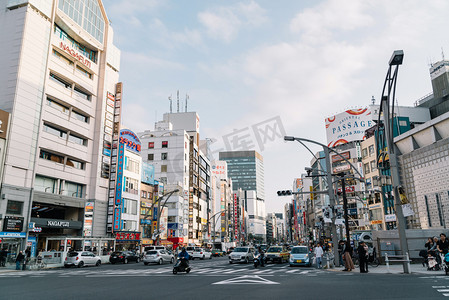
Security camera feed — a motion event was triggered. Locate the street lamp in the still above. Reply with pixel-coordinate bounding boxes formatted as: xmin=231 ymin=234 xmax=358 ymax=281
xmin=376 ymin=50 xmax=410 ymax=273
xmin=284 ymin=136 xmax=365 ymax=267
xmin=150 ymin=189 xmax=179 ymax=245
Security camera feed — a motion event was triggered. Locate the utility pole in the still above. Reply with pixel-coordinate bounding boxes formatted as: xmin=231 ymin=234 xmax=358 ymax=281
xmin=340 ymin=176 xmax=351 ymax=247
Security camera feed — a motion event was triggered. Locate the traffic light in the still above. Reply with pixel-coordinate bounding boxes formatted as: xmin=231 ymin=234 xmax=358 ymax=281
xmin=277 ymin=190 xmax=292 ymax=196
xmin=398 ymin=186 xmax=408 ymax=204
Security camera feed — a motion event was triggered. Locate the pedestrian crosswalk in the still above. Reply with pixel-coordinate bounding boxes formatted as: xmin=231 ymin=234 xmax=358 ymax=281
xmin=432 ymin=286 xmax=449 ymax=297
xmin=0 ymin=263 xmax=327 ymax=278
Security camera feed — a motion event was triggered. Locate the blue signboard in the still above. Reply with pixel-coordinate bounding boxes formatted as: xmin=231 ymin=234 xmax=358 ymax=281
xmin=113 ymin=143 xmax=125 ymax=231
xmin=119 ymin=129 xmax=141 ymax=153
xmin=141 ymin=162 xmax=155 ymax=185
xmin=153 ymin=207 xmax=158 ymax=221
xmin=167 ymin=223 xmax=178 ymax=230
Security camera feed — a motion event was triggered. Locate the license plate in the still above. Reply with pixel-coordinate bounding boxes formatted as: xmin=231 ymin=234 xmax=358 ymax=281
xmin=296 ymin=260 xmax=303 ymax=263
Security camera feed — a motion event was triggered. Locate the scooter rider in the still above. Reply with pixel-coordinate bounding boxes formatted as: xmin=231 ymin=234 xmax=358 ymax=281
xmin=178 ymin=247 xmax=190 ymax=268
xmin=258 ymin=246 xmax=265 ymax=267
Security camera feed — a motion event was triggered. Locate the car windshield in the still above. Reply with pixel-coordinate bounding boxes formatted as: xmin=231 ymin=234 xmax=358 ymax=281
xmin=267 ymin=247 xmax=282 ymax=253
xmin=233 ymin=247 xmax=248 ymax=253
xmin=146 ymin=250 xmax=158 ymax=255
xmin=67 ymin=252 xmax=78 ymax=257
xmin=194 ymin=249 xmax=202 ymax=252
xmin=112 ymin=252 xmax=122 ymax=255
xmin=291 ymin=247 xmax=308 ymax=254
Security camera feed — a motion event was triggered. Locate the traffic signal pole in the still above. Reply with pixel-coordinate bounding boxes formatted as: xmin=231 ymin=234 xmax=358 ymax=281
xmin=324 ymin=147 xmax=340 ymax=267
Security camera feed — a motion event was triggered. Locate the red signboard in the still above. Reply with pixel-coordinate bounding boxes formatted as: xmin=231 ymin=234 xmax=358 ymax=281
xmin=332 ymin=151 xmax=351 ymax=163
xmin=234 ymin=194 xmax=238 ymax=239
xmin=115 ymin=232 xmax=141 ymax=241
xmin=59 ymin=42 xmax=92 ymax=68
xmin=337 ymin=186 xmax=355 ymax=193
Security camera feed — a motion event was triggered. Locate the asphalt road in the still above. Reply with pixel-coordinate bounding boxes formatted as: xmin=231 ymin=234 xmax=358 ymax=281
xmin=1 ymin=256 xmax=448 ymax=300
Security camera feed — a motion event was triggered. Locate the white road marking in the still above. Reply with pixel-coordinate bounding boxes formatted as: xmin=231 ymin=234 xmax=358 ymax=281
xmin=212 ymin=275 xmax=279 ymax=285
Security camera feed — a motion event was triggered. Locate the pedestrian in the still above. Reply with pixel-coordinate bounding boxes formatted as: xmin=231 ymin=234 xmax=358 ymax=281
xmin=357 ymin=241 xmax=368 ymax=273
xmin=437 ymin=233 xmax=449 ymax=255
xmin=15 ymin=251 xmax=25 ymax=270
xmin=23 ymin=247 xmax=31 ymax=270
xmin=314 ymin=243 xmax=324 ymax=269
xmin=0 ymin=248 xmax=7 ymax=267
xmin=342 ymin=241 xmax=354 ymax=272
xmin=338 ymin=240 xmax=345 ymax=266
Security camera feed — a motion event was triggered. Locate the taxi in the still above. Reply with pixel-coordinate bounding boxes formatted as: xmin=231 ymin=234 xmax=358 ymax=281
xmin=265 ymin=246 xmax=289 ymax=263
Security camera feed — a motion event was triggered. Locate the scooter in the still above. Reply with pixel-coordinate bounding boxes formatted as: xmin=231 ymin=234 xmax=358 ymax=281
xmin=254 ymin=254 xmax=266 ymax=268
xmin=173 ymin=257 xmax=191 ymax=274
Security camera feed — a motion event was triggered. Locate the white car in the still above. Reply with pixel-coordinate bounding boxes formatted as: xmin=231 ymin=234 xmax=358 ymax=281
xmin=64 ymin=251 xmax=101 ymax=268
xmin=229 ymin=247 xmax=255 ymax=264
xmin=191 ymin=248 xmax=212 ymax=260
xmin=143 ymin=249 xmax=175 ymax=265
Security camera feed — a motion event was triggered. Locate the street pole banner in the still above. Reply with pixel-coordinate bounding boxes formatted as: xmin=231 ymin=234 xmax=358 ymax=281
xmin=402 ymin=204 xmax=414 ymax=217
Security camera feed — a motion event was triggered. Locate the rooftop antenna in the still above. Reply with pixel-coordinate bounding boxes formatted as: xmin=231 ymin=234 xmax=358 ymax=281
xmin=371 ymin=96 xmax=375 ymax=105
xmin=168 ymin=95 xmax=172 ymax=113
xmin=185 ymin=94 xmax=189 ymax=112
xmin=177 ymin=90 xmax=180 ymax=113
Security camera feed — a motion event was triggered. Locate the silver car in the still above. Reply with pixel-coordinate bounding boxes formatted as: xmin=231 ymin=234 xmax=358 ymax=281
xmin=143 ymin=249 xmax=175 ymax=265
xmin=64 ymin=251 xmax=101 ymax=268
xmin=229 ymin=247 xmax=255 ymax=264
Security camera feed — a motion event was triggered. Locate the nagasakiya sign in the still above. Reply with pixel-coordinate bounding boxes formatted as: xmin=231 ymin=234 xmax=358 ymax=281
xmin=325 ymin=108 xmax=373 ymax=148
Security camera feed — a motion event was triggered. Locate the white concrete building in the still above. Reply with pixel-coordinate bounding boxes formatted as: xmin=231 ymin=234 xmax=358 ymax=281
xmin=0 ymin=0 xmax=120 ymax=253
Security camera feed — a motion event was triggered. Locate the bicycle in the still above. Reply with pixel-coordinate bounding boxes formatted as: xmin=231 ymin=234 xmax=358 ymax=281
xmin=29 ymin=257 xmax=47 ymax=270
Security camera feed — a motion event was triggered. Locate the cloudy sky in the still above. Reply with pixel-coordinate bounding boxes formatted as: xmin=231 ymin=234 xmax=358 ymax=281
xmin=103 ymin=0 xmax=449 ymax=213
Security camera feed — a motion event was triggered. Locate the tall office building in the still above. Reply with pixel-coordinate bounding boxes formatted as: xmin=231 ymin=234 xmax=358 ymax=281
xmin=219 ymin=150 xmax=266 ymax=241
xmin=0 ymin=0 xmax=120 ymax=253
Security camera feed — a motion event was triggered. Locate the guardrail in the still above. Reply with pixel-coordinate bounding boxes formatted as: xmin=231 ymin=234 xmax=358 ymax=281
xmin=385 ymin=253 xmax=411 ymax=273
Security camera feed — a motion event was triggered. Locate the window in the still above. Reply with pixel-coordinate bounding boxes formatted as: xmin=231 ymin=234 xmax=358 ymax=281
xmin=368 ymin=145 xmax=375 ymax=156
xmin=362 ymin=148 xmax=368 ymax=158
xmin=123 ymin=220 xmax=137 ymax=231
xmin=161 ymin=153 xmax=168 ymax=160
xmin=147 ymin=154 xmax=154 ymax=161
xmin=66 ymin=158 xmax=85 ymax=170
xmin=72 ymin=110 xmax=89 ymax=123
xmin=34 ymin=175 xmax=57 ymax=193
xmin=68 ymin=133 xmax=87 ymax=146
xmin=162 ymin=141 xmax=168 ymax=148
xmin=49 ymin=73 xmax=71 ymax=89
xmin=40 ymin=150 xmax=64 ymax=163
xmin=52 ymin=49 xmax=73 ymax=66
xmin=125 ymin=157 xmax=140 ymax=173
xmin=63 ymin=181 xmax=85 ymax=198
xmin=47 ymin=97 xmax=69 ymax=114
xmin=161 ymin=165 xmax=167 ymax=172
xmin=73 ymin=86 xmax=91 ymax=101
xmin=124 ymin=177 xmax=139 ymax=194
xmin=123 ymin=199 xmax=138 ymax=215
xmin=76 ymin=65 xmax=92 ymax=79
xmin=370 ymin=160 xmax=377 ymax=171
xmin=364 ymin=163 xmax=370 ymax=174
xmin=148 ymin=142 xmax=154 ymax=149
xmin=6 ymin=200 xmax=23 ymax=215
xmin=160 ymin=177 xmax=167 ymax=184
xmin=43 ymin=123 xmax=67 ymax=139
xmin=141 ymin=191 xmax=147 ymax=198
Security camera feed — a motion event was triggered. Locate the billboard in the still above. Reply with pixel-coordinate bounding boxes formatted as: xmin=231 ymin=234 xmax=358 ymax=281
xmin=325 ymin=108 xmax=373 ymax=148
xmin=141 ymin=162 xmax=155 ymax=185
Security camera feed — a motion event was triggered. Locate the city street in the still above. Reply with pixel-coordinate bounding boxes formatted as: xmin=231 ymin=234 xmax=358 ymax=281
xmin=1 ymin=257 xmax=448 ymax=299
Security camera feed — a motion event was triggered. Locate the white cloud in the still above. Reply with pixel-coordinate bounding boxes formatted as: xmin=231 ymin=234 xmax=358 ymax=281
xmin=198 ymin=0 xmax=267 ymax=43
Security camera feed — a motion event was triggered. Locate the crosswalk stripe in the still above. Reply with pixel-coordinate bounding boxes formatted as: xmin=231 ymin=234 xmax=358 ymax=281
xmin=432 ymin=286 xmax=447 ymax=288
xmin=437 ymin=290 xmax=449 ymax=292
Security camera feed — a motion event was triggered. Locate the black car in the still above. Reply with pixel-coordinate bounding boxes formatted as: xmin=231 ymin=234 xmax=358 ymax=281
xmin=109 ymin=251 xmax=140 ymax=264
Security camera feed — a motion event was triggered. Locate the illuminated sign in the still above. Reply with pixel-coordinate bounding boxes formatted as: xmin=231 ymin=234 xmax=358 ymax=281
xmin=325 ymin=108 xmax=373 ymax=148
xmin=234 ymin=193 xmax=238 ymax=239
xmin=115 ymin=232 xmax=140 ymax=241
xmin=119 ymin=129 xmax=141 ymax=153
xmin=59 ymin=42 xmax=92 ymax=69
xmin=332 ymin=151 xmax=351 ymax=163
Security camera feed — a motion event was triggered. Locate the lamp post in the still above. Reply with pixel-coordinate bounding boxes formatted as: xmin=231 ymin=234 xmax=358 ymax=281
xmin=376 ymin=50 xmax=410 ymax=273
xmin=284 ymin=136 xmax=365 ymax=267
xmin=151 ymin=189 xmax=179 ymax=246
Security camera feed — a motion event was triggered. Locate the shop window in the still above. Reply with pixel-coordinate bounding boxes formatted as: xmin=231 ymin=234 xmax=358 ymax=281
xmin=148 ymin=142 xmax=154 ymax=149
xmin=162 ymin=141 xmax=168 ymax=148
xmin=161 ymin=153 xmax=168 ymax=160
xmin=6 ymin=200 xmax=23 ymax=215
xmin=148 ymin=153 xmax=154 ymax=161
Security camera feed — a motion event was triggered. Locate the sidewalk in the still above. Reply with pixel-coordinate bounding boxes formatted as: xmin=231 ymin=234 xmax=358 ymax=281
xmin=327 ymin=263 xmax=448 ymax=275
xmin=0 ymin=263 xmax=61 ymax=274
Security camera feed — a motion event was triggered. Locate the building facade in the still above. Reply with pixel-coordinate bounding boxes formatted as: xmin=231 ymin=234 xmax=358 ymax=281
xmin=0 ymin=0 xmax=120 ymax=254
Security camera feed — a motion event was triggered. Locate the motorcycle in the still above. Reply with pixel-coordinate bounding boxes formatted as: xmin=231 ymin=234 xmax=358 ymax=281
xmin=173 ymin=257 xmax=191 ymax=274
xmin=254 ymin=253 xmax=266 ymax=268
